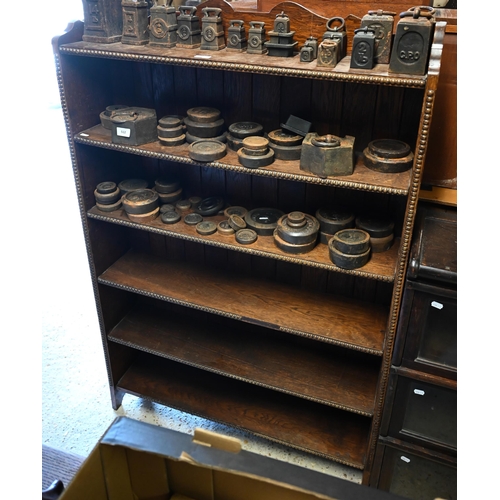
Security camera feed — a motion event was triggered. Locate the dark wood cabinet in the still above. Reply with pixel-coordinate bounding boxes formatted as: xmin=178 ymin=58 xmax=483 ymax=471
xmin=52 ymin=0 xmax=446 ymax=481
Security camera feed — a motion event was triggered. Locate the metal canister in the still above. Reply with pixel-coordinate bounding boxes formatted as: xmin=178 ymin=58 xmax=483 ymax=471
xmin=389 ymin=6 xmax=436 ymax=75
xmin=360 ymin=10 xmax=396 ymax=64
xmin=350 ymin=27 xmax=376 ymax=70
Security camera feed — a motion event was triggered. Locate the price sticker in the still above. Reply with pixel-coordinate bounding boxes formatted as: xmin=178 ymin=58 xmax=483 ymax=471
xmin=414 ymin=389 xmax=425 ymax=396
xmin=400 ymin=456 xmax=411 ymax=463
xmin=117 ymin=127 xmax=131 ymax=138
xmin=431 ymin=301 xmax=443 ymax=310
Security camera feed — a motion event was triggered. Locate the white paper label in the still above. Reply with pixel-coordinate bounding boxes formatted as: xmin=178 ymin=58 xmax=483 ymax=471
xmin=414 ymin=389 xmax=425 ymax=396
xmin=431 ymin=301 xmax=443 ymax=309
xmin=400 ymin=456 xmax=411 ymax=463
xmin=80 ymin=133 xmax=89 ymax=137
xmin=194 ymin=55 xmax=212 ymax=59
xmin=117 ymin=127 xmax=131 ymax=138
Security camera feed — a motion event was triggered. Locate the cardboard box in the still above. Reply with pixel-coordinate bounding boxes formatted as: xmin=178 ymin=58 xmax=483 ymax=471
xmin=60 ymin=417 xmax=403 ymax=500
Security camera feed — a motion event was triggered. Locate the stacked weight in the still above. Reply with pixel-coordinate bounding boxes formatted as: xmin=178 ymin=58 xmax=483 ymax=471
xmin=267 ymin=129 xmax=303 ymax=161
xmin=153 ymin=177 xmax=183 ymax=205
xmin=184 ymin=107 xmax=226 ymax=143
xmin=315 ymin=208 xmax=355 ymax=244
xmin=227 ymin=122 xmax=264 ymax=151
xmin=237 ymin=136 xmax=274 ymax=168
xmin=94 ymin=181 xmax=122 ymax=212
xmin=122 ymin=188 xmax=160 ymax=223
xmin=157 ymin=115 xmax=185 ymax=146
xmin=328 ymin=228 xmax=371 ymax=269
xmin=273 ymin=211 xmax=320 ymax=254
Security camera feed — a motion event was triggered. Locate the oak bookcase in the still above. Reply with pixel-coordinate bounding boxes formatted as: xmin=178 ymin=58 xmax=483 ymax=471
xmin=52 ymin=0 xmax=445 ymax=484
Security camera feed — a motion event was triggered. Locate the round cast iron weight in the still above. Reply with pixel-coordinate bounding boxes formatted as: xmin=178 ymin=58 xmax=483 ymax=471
xmin=315 ymin=208 xmax=355 ymax=234
xmin=196 ymin=221 xmax=217 ymax=236
xmin=157 ymin=124 xmax=184 ymax=138
xmin=184 ymin=117 xmax=225 ymax=138
xmin=161 ymin=210 xmax=181 ymax=224
xmin=241 ymin=146 xmax=269 ymax=157
xmin=188 ymin=140 xmax=227 ymax=162
xmin=332 ymin=229 xmax=371 ymax=255
xmin=355 ymin=216 xmax=395 ymax=238
xmin=370 ymin=233 xmax=394 ymax=253
xmin=235 ymin=229 xmax=258 ymax=245
xmin=276 ymin=213 xmax=320 ymax=245
xmin=155 ymin=178 xmax=181 ymax=194
xmin=228 ymin=122 xmax=264 ymax=139
xmin=224 ymin=206 xmax=248 ymax=218
xmin=237 ymin=148 xmax=274 ymax=169
xmin=122 ymin=188 xmax=159 ymax=215
xmin=186 ymin=131 xmax=227 ymax=144
xmin=273 ymin=230 xmax=317 ymax=255
xmin=319 ymin=231 xmax=334 ymax=245
xmin=286 ymin=211 xmax=307 ymax=228
xmin=156 ymin=187 xmax=183 ymax=204
xmin=186 ymin=106 xmax=221 ymax=123
xmin=226 ymin=133 xmax=244 ymax=151
xmin=267 ymin=129 xmax=303 ymax=147
xmin=158 ymin=134 xmax=186 ymax=147
xmin=96 ymin=181 xmax=117 ymax=194
xmin=196 ymin=196 xmax=225 ymax=216
xmin=368 ymin=139 xmax=411 ymax=159
xmin=160 ymin=203 xmax=176 ymax=213
xmin=268 ymin=141 xmax=302 ymax=161
xmin=158 ymin=115 xmax=182 ymax=128
xmin=94 ymin=187 xmax=121 ymax=205
xmin=118 ymin=178 xmax=148 ymax=194
xmin=363 ymin=139 xmax=414 ymax=173
xmin=96 ymin=199 xmax=122 ymax=213
xmin=328 ymin=241 xmax=371 ymax=270
xmin=189 ymin=196 xmax=202 ymax=208
xmin=228 ymin=214 xmax=247 ymax=231
xmin=183 ymin=213 xmax=203 ymax=225
xmin=242 ymin=136 xmax=269 ymax=151
xmin=217 ymin=220 xmax=235 ymax=235
xmin=245 ymin=208 xmax=285 ymax=236
xmin=127 ymin=206 xmax=160 ymax=224
xmin=175 ymin=199 xmax=192 ymax=212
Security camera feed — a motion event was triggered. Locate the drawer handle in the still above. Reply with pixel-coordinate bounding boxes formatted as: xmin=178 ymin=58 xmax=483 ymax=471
xmin=414 ymin=389 xmax=425 ymax=396
xmin=431 ymin=300 xmax=443 ymax=309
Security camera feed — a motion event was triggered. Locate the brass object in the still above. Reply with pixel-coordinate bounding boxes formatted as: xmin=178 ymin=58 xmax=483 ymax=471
xmin=161 ymin=210 xmax=181 ymax=224
xmin=247 ymin=21 xmax=267 ymax=55
xmin=217 ymin=220 xmax=235 ymax=236
xmin=196 ymin=221 xmax=218 ymax=236
xmin=176 ymin=5 xmax=201 ymax=48
xmin=265 ymin=12 xmax=298 ymax=57
xmin=237 ymin=137 xmax=274 ymax=168
xmin=300 ymin=133 xmax=355 ymax=177
xmin=118 ymin=178 xmax=148 ymax=194
xmin=83 ymin=0 xmax=122 ymax=43
xmin=350 ymin=27 xmax=376 ymax=70
xmin=111 ymin=107 xmax=157 ymax=146
xmin=363 ymin=139 xmax=414 ymax=173
xmin=149 ymin=0 xmax=178 ymax=48
xmin=121 ymin=0 xmax=149 ymax=46
xmin=332 ymin=229 xmax=371 ymax=255
xmin=322 ymin=17 xmax=347 ymax=60
xmin=188 ymin=140 xmax=227 ymax=162
xmin=361 ymin=10 xmax=396 ymax=64
xmin=317 ymin=39 xmax=339 ymax=68
xmin=389 ymin=6 xmax=436 ymax=75
xmin=235 ymin=229 xmax=258 ymax=245
xmin=275 ymin=212 xmax=320 ymax=245
xmin=100 ymin=105 xmax=129 ymax=129
xmin=300 ymin=36 xmax=318 ymax=62
xmin=228 ymin=214 xmax=247 ymax=231
xmin=122 ymin=188 xmax=159 ymax=215
xmin=183 ymin=212 xmax=203 ymax=225
xmin=227 ymin=20 xmax=247 ymax=52
xmin=245 ymin=208 xmax=284 ymax=236
xmin=201 ymin=7 xmax=225 ymax=51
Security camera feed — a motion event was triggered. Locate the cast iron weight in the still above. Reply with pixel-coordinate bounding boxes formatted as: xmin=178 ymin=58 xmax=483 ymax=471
xmin=350 ymin=27 xmax=377 ymax=70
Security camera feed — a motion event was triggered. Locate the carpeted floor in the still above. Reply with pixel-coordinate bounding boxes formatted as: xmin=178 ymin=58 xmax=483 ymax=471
xmin=42 ymin=445 xmax=85 ymax=491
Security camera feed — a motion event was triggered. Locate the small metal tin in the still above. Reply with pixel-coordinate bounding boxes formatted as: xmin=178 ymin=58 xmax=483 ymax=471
xmin=175 ymin=199 xmax=192 ymax=212
xmin=196 ymin=197 xmax=225 ymax=216
xmin=189 ymin=140 xmax=227 ymax=162
xmin=224 ymin=206 xmax=248 ymax=218
xmin=184 ymin=213 xmax=203 ymax=225
xmin=217 ymin=220 xmax=235 ymax=235
xmin=196 ymin=221 xmax=218 ymax=236
xmin=160 ymin=204 xmax=176 ymax=213
xmin=350 ymin=27 xmax=376 ymax=70
xmin=127 ymin=206 xmax=160 ymax=223
xmin=184 ymin=116 xmax=225 ymax=138
xmin=122 ymin=188 xmax=159 ymax=215
xmin=118 ymin=179 xmax=148 ymax=194
xmin=228 ymin=122 xmax=264 ymax=139
xmin=273 ymin=230 xmax=317 ymax=254
xmin=155 ymin=178 xmax=180 ymax=194
xmin=228 ymin=214 xmax=247 ymax=231
xmin=111 ymin=107 xmax=158 ymax=146
xmin=363 ymin=139 xmax=414 ymax=173
xmin=332 ymin=229 xmax=371 ymax=255
xmin=355 ymin=216 xmax=394 ymax=238
xmin=245 ymin=207 xmax=284 ymax=236
xmin=315 ymin=208 xmax=355 ymax=234
xmin=361 ymin=9 xmax=396 ymax=64
xmin=161 ymin=210 xmax=181 ymax=224
xmin=281 ymin=115 xmax=312 ymax=137
xmin=96 ymin=181 xmax=118 ymax=195
xmin=100 ymin=105 xmax=128 ymax=130
xmin=276 ymin=212 xmax=320 ymax=245
xmin=96 ymin=199 xmax=122 ymax=212
xmin=235 ymin=228 xmax=258 ymax=245
xmin=328 ymin=242 xmax=371 ymax=269
xmin=227 ymin=20 xmax=247 ymax=52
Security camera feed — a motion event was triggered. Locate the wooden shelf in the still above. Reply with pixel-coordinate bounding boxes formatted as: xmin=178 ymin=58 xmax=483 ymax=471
xmin=75 ymin=125 xmax=412 ymax=196
xmin=88 ymin=205 xmax=400 ymax=283
xmin=60 ymin=40 xmax=427 ymax=89
xmin=109 ymin=303 xmax=381 ymax=415
xmin=98 ymin=250 xmax=387 ymax=355
xmin=117 ymin=353 xmax=371 ymax=469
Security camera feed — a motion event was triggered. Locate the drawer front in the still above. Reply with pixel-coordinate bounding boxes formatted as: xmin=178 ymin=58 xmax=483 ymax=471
xmin=371 ymin=441 xmax=457 ymax=500
xmin=385 ymin=374 xmax=456 ymax=453
xmin=395 ymin=283 xmax=457 ymax=379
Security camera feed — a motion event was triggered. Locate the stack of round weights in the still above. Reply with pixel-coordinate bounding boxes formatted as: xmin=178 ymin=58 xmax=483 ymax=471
xmin=237 ymin=136 xmax=275 ymax=168
xmin=355 ymin=215 xmax=394 ymax=253
xmin=328 ymin=229 xmax=371 ymax=269
xmin=266 ymin=128 xmax=304 ymax=161
xmin=118 ymin=178 xmax=148 ymax=195
xmin=153 ymin=177 xmax=183 ymax=205
xmin=94 ymin=181 xmax=122 ymax=212
xmin=157 ymin=115 xmax=186 ymax=146
xmin=122 ymin=188 xmax=159 ymax=223
xmin=273 ymin=211 xmax=320 ymax=254
xmin=227 ymin=121 xmax=264 ymax=151
xmin=184 ymin=107 xmax=226 ymax=143
xmin=315 ymin=208 xmax=355 ymax=244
